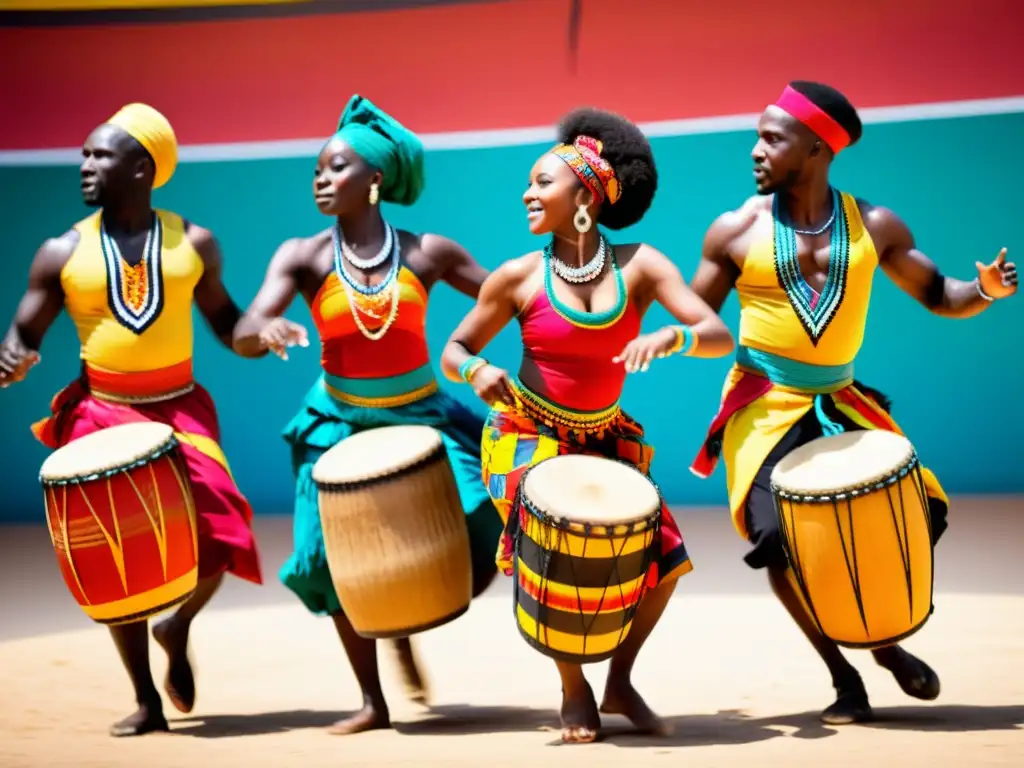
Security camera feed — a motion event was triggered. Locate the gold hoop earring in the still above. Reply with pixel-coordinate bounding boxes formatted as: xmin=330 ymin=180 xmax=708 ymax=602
xmin=574 ymin=204 xmax=592 ymax=234
xmin=369 ymin=182 xmax=380 ymax=206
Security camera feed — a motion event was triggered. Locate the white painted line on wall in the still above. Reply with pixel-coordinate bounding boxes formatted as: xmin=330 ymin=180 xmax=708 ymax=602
xmin=1 ymin=96 xmax=1022 ymax=167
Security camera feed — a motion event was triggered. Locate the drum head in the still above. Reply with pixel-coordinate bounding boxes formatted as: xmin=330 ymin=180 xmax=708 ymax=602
xmin=771 ymin=430 xmax=916 ymax=495
xmin=522 ymin=454 xmax=660 ymax=524
xmin=312 ymin=424 xmax=444 ymax=485
xmin=40 ymin=422 xmax=176 ymax=482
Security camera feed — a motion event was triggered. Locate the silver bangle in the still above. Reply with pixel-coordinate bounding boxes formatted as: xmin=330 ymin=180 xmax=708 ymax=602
xmin=976 ymin=279 xmax=995 ymax=302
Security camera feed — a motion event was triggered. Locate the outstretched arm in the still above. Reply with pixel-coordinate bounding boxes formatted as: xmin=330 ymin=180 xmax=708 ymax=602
xmin=615 ymin=245 xmax=735 ymax=372
xmin=189 ymin=224 xmax=245 ymax=350
xmin=232 ymin=239 xmax=309 ymax=359
xmin=869 ymin=206 xmax=1017 ymax=318
xmin=0 ymin=235 xmax=73 ymax=386
xmin=648 ymin=247 xmax=735 ymax=358
xmin=421 ymin=233 xmax=490 ymax=299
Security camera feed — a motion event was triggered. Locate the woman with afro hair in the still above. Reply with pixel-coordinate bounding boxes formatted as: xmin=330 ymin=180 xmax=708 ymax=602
xmin=441 ymin=107 xmax=734 ymax=742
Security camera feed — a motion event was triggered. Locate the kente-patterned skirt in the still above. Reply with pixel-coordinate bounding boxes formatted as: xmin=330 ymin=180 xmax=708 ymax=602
xmin=481 ymin=383 xmax=692 ymax=585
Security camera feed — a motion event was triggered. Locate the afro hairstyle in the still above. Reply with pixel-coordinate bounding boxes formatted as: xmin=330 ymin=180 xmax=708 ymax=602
xmin=555 ymin=107 xmax=657 ymax=230
xmin=788 ymin=81 xmax=864 ymax=148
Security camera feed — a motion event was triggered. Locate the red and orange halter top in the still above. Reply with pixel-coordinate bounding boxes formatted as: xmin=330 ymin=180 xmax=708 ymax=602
xmin=312 ymin=223 xmax=438 ymax=408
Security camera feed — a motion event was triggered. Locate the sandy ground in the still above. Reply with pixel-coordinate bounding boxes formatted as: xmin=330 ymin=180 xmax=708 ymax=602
xmin=1 ymin=499 xmax=1022 ymax=767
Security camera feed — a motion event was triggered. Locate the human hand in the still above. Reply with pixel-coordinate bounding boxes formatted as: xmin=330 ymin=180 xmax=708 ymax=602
xmin=976 ymin=248 xmax=1017 ymax=300
xmin=0 ymin=336 xmax=40 ymax=388
xmin=612 ymin=327 xmax=678 ymax=373
xmin=258 ymin=318 xmax=309 ymax=360
xmin=469 ymin=363 xmax=515 ymax=407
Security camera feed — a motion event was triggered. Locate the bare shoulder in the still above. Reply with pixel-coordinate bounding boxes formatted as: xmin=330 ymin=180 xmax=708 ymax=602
xmin=479 ymin=251 xmax=539 ymax=295
xmin=855 ymin=197 xmax=912 ymax=252
xmin=697 ymin=196 xmax=763 ymax=265
xmin=710 ymin=196 xmax=763 ymax=237
xmin=183 ymin=220 xmax=222 ymax=265
xmin=34 ymin=228 xmax=80 ymax=276
xmin=492 ymin=251 xmax=540 ymax=285
xmin=414 ymin=231 xmax=462 ymax=256
xmin=616 ymin=241 xmax=667 ymax=271
xmin=277 ymin=229 xmax=329 ymax=266
xmin=856 ymin=196 xmax=899 ymax=227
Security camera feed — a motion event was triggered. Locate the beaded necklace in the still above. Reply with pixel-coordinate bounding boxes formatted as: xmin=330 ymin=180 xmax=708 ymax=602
xmin=543 ymin=235 xmax=628 ymax=330
xmin=331 ymin=222 xmax=401 ymax=341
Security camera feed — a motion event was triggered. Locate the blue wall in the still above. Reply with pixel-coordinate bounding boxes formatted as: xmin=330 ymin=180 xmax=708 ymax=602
xmin=2 ymin=112 xmax=1022 ymax=521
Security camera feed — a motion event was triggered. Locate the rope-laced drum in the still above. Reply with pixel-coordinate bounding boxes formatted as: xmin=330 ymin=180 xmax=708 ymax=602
xmin=313 ymin=424 xmax=473 ymax=638
xmin=511 ymin=454 xmax=661 ymax=664
xmin=771 ymin=429 xmax=935 ymax=648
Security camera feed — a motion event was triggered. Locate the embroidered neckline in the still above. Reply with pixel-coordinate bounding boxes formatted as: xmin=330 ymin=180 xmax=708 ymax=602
xmin=772 ymin=189 xmax=850 ymax=345
xmin=100 ymin=212 xmax=164 ymax=336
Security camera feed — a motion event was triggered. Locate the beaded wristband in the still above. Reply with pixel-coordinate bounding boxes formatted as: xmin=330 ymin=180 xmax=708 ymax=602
xmin=975 ymin=279 xmax=995 ymax=302
xmin=459 ymin=355 xmax=488 ymax=383
xmin=665 ymin=325 xmax=699 ymax=356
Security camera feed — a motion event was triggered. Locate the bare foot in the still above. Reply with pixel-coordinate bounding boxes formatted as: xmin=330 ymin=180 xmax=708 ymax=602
xmin=561 ymin=682 xmax=600 ymax=744
xmin=327 ymin=703 xmax=391 ymax=736
xmin=873 ymin=646 xmax=940 ymax=700
xmin=600 ymin=680 xmax=670 ymax=736
xmin=152 ymin=618 xmax=195 ymax=714
xmin=109 ymin=704 xmax=169 ymax=737
xmin=390 ymin=638 xmax=430 ymax=706
xmin=820 ymin=686 xmax=873 ymax=725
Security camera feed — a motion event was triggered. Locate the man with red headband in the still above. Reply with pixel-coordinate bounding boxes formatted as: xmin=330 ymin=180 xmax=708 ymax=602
xmin=688 ymin=80 xmax=1017 ymax=724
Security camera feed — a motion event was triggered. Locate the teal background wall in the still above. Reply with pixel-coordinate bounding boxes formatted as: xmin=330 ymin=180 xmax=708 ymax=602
xmin=1 ymin=112 xmax=1021 ymax=521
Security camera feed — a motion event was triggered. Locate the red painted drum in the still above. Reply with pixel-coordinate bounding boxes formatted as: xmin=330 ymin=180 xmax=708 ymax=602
xmin=39 ymin=422 xmax=199 ymax=625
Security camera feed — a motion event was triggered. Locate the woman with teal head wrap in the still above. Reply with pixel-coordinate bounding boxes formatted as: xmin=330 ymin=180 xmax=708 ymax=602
xmin=332 ymin=94 xmax=426 ymax=207
xmin=232 ymin=94 xmax=504 ymax=735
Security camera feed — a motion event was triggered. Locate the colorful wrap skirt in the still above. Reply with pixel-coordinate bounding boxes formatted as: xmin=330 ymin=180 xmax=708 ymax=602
xmin=279 ymin=376 xmax=504 ymax=616
xmin=481 ymin=384 xmax=693 ymax=586
xmin=691 ymin=346 xmax=949 ymax=542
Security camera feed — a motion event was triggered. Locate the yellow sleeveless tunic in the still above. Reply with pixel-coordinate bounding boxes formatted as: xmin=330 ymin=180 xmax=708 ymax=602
xmin=737 ymin=192 xmax=875 ymax=366
xmin=694 ymin=192 xmax=946 ymax=537
xmin=61 ymin=209 xmax=202 ymax=402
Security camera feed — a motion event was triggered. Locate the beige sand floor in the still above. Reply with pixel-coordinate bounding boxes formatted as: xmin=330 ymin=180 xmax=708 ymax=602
xmin=1 ymin=500 xmax=1022 ymax=767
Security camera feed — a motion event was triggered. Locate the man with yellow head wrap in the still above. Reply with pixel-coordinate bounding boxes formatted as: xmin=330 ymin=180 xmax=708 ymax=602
xmin=0 ymin=104 xmax=264 ymax=737
xmin=106 ymin=102 xmax=179 ymax=190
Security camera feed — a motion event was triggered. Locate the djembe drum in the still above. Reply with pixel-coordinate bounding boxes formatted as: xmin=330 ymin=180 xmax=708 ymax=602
xmin=39 ymin=422 xmax=199 ymax=625
xmin=771 ymin=429 xmax=935 ymax=648
xmin=313 ymin=424 xmax=473 ymax=638
xmin=511 ymin=454 xmax=661 ymax=664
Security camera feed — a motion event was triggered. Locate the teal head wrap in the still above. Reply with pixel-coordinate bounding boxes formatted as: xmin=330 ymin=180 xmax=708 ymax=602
xmin=332 ymin=94 xmax=425 ymax=207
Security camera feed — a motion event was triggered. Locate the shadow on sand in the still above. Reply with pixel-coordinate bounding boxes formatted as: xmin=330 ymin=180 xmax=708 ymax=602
xmin=169 ymin=702 xmax=1024 ymax=746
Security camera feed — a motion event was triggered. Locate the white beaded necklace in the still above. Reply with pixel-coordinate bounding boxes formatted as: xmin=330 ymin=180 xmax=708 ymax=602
xmin=548 ymin=235 xmax=607 ymax=284
xmin=337 ymin=232 xmax=402 ymax=341
xmin=339 ymin=221 xmax=394 ymax=270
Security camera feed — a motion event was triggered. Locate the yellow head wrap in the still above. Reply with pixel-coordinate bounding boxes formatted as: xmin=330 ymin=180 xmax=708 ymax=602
xmin=106 ymin=103 xmax=179 ymax=189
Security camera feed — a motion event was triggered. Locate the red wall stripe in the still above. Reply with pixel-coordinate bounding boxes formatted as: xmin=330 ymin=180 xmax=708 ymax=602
xmin=2 ymin=0 xmax=1022 ymax=150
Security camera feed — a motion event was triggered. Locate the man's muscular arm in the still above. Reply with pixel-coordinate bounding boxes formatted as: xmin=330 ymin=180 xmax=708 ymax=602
xmin=188 ymin=223 xmax=247 ymax=350
xmin=866 ymin=203 xmax=1015 ymax=318
xmin=0 ymin=233 xmax=75 ymax=385
xmin=688 ymin=206 xmax=752 ymax=313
